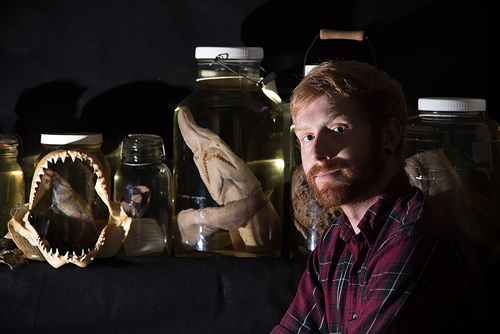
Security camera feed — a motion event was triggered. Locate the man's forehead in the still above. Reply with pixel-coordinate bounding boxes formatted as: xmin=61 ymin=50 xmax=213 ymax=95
xmin=296 ymin=94 xmax=364 ymax=122
xmin=324 ymin=93 xmax=363 ymax=112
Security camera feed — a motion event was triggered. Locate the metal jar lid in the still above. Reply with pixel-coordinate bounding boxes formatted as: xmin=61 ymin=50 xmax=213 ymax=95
xmin=195 ymin=47 xmax=264 ymax=60
xmin=0 ymin=133 xmax=20 ymax=146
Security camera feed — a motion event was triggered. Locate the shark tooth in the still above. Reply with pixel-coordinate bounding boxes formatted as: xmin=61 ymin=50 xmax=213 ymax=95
xmin=33 ymin=174 xmax=42 ymax=184
xmin=69 ymin=151 xmax=78 ymax=162
xmin=59 ymin=152 xmax=67 ymax=163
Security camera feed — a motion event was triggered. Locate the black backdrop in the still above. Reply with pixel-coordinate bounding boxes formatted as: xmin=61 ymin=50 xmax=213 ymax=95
xmin=0 ymin=0 xmax=496 ymax=160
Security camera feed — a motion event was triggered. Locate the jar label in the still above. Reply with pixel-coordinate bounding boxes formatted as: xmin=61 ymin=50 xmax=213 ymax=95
xmin=123 ymin=218 xmax=165 ymax=256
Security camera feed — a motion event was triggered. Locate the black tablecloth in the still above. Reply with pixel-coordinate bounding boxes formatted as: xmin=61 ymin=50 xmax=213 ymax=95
xmin=0 ymin=256 xmax=306 ymax=334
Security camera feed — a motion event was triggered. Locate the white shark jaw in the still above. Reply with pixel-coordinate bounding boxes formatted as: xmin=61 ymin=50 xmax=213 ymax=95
xmin=8 ymin=149 xmax=132 ymax=268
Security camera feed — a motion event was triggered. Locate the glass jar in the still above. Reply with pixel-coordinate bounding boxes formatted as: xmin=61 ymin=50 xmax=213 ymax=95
xmin=404 ymin=97 xmax=500 ymax=264
xmin=287 ymin=119 xmax=342 ymax=260
xmin=113 ymin=134 xmax=172 ymax=256
xmin=36 ymin=133 xmax=111 ymax=187
xmin=173 ymin=46 xmax=283 ymax=257
xmin=30 ymin=133 xmax=111 ymax=254
xmin=0 ymin=134 xmax=25 ymax=238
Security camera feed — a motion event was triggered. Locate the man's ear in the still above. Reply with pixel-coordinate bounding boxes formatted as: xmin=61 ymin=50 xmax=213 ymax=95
xmin=382 ymin=117 xmax=402 ymax=153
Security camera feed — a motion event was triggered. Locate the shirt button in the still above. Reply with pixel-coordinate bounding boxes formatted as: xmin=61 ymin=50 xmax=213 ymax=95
xmin=352 ymin=313 xmax=357 ymax=320
xmin=357 ymin=269 xmax=362 ymax=275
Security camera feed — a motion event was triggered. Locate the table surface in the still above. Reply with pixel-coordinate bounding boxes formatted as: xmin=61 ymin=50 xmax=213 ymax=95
xmin=3 ymin=254 xmax=499 ymax=334
xmin=0 ymin=255 xmax=306 ymax=334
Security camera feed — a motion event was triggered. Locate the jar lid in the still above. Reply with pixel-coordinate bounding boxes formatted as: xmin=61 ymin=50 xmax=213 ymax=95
xmin=41 ymin=133 xmax=103 ymax=145
xmin=418 ymin=98 xmax=486 ymax=112
xmin=195 ymin=47 xmax=264 ymax=60
xmin=0 ymin=133 xmax=19 ymax=146
xmin=304 ymin=65 xmax=318 ymax=76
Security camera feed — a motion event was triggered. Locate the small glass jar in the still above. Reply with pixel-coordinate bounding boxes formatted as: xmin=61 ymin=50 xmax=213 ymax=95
xmin=113 ymin=134 xmax=172 ymax=256
xmin=404 ymin=97 xmax=500 ymax=264
xmin=0 ymin=134 xmax=25 ymax=238
xmin=173 ymin=47 xmax=283 ymax=257
xmin=31 ymin=133 xmax=111 ymax=254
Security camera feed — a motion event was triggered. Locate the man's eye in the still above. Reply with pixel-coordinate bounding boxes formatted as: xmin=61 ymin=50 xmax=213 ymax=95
xmin=333 ymin=126 xmax=347 ymax=133
xmin=302 ymin=134 xmax=315 ymax=142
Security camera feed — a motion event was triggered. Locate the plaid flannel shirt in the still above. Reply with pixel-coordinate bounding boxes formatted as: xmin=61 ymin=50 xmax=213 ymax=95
xmin=273 ymin=170 xmax=487 ymax=333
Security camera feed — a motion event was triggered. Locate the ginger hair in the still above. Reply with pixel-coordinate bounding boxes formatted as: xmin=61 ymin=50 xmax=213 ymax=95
xmin=290 ymin=60 xmax=407 ymax=155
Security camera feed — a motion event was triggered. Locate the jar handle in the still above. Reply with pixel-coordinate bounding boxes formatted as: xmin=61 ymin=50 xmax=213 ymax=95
xmin=319 ymin=29 xmax=365 ymax=41
xmin=303 ymin=29 xmax=377 ymax=75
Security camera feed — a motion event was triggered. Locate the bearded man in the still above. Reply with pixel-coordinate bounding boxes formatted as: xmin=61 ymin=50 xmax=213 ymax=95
xmin=272 ymin=61 xmax=488 ymax=333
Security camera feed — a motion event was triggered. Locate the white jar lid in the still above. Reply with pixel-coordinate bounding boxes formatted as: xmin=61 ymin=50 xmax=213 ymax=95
xmin=195 ymin=47 xmax=264 ymax=60
xmin=418 ymin=97 xmax=486 ymax=112
xmin=41 ymin=133 xmax=103 ymax=145
xmin=304 ymin=64 xmax=318 ymax=76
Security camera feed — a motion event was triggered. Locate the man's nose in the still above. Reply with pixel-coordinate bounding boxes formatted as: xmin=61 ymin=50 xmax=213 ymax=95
xmin=312 ymin=129 xmax=336 ymax=161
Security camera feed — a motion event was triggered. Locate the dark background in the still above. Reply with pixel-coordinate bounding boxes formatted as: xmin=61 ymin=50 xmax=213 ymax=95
xmin=0 ymin=2 xmax=497 ymax=332
xmin=0 ymin=0 xmax=496 ymax=161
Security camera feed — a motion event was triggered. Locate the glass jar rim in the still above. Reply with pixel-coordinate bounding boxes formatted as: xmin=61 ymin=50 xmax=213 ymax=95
xmin=120 ymin=134 xmax=165 ymax=164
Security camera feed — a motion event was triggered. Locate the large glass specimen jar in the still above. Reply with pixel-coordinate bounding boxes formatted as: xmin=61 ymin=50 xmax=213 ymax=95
xmin=173 ymin=47 xmax=283 ymax=257
xmin=404 ymin=98 xmax=500 ymax=265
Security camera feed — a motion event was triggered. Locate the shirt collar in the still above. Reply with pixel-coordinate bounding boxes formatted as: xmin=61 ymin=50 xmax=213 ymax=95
xmin=340 ymin=169 xmax=413 ymax=247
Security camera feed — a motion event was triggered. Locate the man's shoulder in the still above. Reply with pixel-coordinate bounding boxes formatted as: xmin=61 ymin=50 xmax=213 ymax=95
xmin=391 ymin=187 xmax=458 ymax=239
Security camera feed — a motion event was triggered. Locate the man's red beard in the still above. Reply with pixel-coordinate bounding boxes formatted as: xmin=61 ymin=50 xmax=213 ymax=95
xmin=305 ymin=153 xmax=385 ymax=208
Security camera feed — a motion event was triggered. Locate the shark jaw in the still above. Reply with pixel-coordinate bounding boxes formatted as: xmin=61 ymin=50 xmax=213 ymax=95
xmin=8 ymin=149 xmax=132 ymax=268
